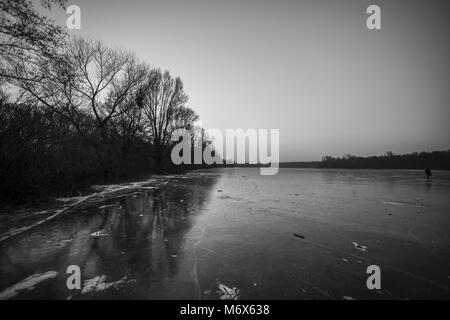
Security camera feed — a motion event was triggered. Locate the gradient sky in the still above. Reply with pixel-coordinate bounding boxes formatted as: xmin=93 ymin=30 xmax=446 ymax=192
xmin=37 ymin=0 xmax=450 ymax=161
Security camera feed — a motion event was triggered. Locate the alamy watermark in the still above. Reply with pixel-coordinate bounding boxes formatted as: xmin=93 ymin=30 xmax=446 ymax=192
xmin=171 ymin=127 xmax=280 ymax=176
xmin=366 ymin=265 xmax=381 ymax=290
xmin=65 ymin=4 xmax=382 ymax=32
xmin=366 ymin=5 xmax=381 ymax=30
xmin=66 ymin=5 xmax=81 ymax=30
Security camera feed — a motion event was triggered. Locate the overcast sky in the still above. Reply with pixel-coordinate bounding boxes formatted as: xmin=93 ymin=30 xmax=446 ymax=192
xmin=38 ymin=0 xmax=450 ymax=161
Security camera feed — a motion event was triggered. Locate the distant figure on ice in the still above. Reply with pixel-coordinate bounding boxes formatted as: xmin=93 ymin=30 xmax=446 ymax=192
xmin=425 ymin=168 xmax=432 ymax=180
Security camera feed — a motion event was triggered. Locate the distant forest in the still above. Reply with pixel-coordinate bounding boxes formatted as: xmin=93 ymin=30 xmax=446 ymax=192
xmin=280 ymin=150 xmax=450 ymax=170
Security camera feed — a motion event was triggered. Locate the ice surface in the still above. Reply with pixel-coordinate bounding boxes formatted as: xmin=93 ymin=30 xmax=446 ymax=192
xmin=0 ymin=271 xmax=58 ymax=300
xmin=0 ymin=169 xmax=449 ymax=299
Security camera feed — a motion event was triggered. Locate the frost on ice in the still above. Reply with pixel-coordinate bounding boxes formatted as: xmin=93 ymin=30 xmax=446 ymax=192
xmin=0 ymin=271 xmax=58 ymax=300
xmin=216 ymin=282 xmax=240 ymax=300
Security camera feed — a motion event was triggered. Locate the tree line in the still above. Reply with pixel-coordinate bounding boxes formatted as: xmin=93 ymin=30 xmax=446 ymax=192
xmin=279 ymin=150 xmax=450 ymax=170
xmin=0 ymin=1 xmax=205 ymax=202
xmin=318 ymin=151 xmax=450 ymax=170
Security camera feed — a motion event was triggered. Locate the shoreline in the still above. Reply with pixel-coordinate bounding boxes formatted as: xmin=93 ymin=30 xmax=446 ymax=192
xmin=0 ymin=174 xmax=183 ymax=243
xmin=2 ymin=167 xmax=448 ymax=244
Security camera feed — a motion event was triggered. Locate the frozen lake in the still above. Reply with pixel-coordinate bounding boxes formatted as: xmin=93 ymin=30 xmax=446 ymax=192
xmin=0 ymin=168 xmax=449 ymax=299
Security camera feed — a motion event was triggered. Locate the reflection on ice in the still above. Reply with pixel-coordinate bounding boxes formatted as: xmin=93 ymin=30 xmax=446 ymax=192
xmin=0 ymin=173 xmax=219 ymax=299
xmin=0 ymin=271 xmax=58 ymax=299
xmin=0 ymin=169 xmax=449 ymax=299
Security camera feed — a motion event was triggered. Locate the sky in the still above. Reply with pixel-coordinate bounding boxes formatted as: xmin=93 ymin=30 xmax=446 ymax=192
xmin=37 ymin=0 xmax=450 ymax=161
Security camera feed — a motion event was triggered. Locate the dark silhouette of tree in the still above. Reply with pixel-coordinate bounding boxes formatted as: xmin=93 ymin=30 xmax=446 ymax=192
xmin=138 ymin=69 xmax=198 ymax=169
xmin=319 ymin=150 xmax=450 ymax=170
xmin=16 ymin=37 xmax=149 ymax=178
xmin=0 ymin=2 xmax=206 ymax=202
xmin=0 ymin=0 xmax=67 ymax=83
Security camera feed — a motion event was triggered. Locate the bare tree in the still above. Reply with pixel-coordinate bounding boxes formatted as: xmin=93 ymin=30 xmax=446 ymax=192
xmin=0 ymin=0 xmax=67 ymax=83
xmin=17 ymin=36 xmax=149 ymax=177
xmin=138 ymin=69 xmax=198 ymax=169
xmin=0 ymin=5 xmax=205 ymax=198
xmin=111 ymin=90 xmax=145 ymax=160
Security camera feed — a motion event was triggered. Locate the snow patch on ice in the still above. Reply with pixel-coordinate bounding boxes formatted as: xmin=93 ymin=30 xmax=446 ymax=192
xmin=217 ymin=282 xmax=240 ymax=300
xmin=90 ymin=230 xmax=108 ymax=237
xmin=81 ymin=275 xmax=130 ymax=294
xmin=352 ymin=242 xmax=368 ymax=252
xmin=98 ymin=204 xmax=115 ymax=209
xmin=0 ymin=271 xmax=58 ymax=300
